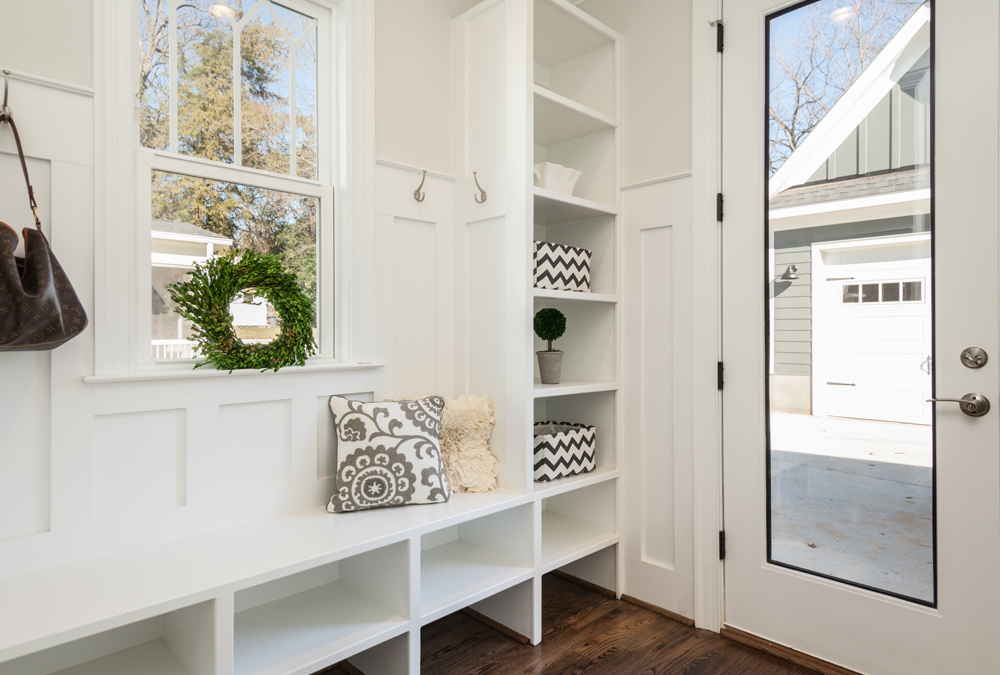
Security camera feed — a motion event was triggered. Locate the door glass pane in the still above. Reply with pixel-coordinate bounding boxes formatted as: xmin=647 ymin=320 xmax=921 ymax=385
xmin=767 ymin=0 xmax=934 ymax=604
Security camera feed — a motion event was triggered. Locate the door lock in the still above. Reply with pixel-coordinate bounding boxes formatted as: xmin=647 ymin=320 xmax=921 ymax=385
xmin=927 ymin=393 xmax=991 ymax=417
xmin=960 ymin=347 xmax=988 ymax=369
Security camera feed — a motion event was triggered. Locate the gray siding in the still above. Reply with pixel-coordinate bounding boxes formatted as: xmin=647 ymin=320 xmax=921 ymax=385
xmin=771 ymin=216 xmax=931 ymax=376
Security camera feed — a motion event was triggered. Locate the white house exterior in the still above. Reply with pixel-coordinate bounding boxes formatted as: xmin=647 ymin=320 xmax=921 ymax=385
xmin=150 ymin=219 xmax=233 ymax=359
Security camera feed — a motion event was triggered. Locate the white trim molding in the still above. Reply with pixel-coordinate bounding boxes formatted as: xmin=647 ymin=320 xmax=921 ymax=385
xmin=691 ymin=0 xmax=724 ymax=633
xmin=620 ymin=172 xmax=693 ymax=191
xmin=0 ymin=67 xmax=95 ymax=97
xmin=770 ymin=189 xmax=931 ymax=230
xmin=375 ymin=158 xmax=457 ymax=182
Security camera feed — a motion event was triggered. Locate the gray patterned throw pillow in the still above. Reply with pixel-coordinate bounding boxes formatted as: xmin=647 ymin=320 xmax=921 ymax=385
xmin=327 ymin=396 xmax=452 ymax=512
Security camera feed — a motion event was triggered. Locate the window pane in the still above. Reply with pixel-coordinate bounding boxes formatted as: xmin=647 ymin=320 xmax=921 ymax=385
xmin=151 ymin=171 xmax=318 ymax=360
xmin=768 ymin=0 xmax=933 ymax=605
xmin=138 ymin=0 xmax=319 ymax=177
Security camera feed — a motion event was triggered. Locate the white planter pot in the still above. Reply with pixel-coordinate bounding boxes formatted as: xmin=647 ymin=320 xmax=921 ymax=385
xmin=533 ymin=162 xmax=583 ymax=196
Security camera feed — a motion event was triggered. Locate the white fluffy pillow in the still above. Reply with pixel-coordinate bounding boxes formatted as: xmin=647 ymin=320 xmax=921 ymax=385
xmin=440 ymin=395 xmax=498 ymax=493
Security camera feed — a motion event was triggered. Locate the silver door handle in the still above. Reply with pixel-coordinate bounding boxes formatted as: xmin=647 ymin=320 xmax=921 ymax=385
xmin=927 ymin=393 xmax=990 ymax=417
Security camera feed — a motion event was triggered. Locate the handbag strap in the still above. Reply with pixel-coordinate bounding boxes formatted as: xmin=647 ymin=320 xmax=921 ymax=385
xmin=0 ymin=110 xmax=42 ymax=231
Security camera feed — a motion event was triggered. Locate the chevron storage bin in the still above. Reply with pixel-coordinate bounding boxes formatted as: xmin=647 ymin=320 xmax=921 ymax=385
xmin=533 ymin=421 xmax=597 ymax=482
xmin=534 ymin=241 xmax=592 ymax=292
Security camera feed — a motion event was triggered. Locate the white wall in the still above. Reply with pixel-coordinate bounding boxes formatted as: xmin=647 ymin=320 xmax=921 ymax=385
xmin=0 ymin=0 xmax=93 ymax=87
xmin=375 ymin=0 xmax=482 ymax=173
xmin=577 ymin=0 xmax=692 ymax=184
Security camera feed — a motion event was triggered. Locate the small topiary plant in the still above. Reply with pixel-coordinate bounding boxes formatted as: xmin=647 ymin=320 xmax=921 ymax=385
xmin=534 ymin=308 xmax=567 ymax=352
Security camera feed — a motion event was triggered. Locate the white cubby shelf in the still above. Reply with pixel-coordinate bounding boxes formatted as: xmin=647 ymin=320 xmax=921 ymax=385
xmin=532 ymin=288 xmax=618 ymax=304
xmin=532 ymin=465 xmax=619 ymax=498
xmin=533 ymin=379 xmax=618 ymax=397
xmin=534 ymin=187 xmax=618 ymax=226
xmin=533 ymin=86 xmax=617 ymax=148
xmin=420 ymin=506 xmax=534 ymax=624
xmin=232 ymin=543 xmax=409 ymax=675
xmin=541 ymin=481 xmax=618 ymax=573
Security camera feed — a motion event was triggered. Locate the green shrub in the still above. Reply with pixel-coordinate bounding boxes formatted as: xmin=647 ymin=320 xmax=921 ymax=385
xmin=534 ymin=308 xmax=567 ymax=351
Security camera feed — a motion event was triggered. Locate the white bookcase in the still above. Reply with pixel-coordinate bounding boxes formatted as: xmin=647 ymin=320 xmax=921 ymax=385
xmin=0 ymin=2 xmax=621 ymax=674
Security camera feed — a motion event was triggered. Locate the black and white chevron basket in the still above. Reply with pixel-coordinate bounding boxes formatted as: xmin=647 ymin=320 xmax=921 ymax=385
xmin=533 ymin=422 xmax=597 ymax=482
xmin=534 ymin=241 xmax=592 ymax=292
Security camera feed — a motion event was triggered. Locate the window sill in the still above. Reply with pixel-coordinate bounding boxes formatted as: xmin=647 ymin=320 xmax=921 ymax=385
xmin=82 ymin=362 xmax=384 ymax=385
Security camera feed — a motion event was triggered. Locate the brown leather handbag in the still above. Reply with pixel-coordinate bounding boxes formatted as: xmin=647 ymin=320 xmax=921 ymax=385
xmin=0 ymin=108 xmax=87 ymax=351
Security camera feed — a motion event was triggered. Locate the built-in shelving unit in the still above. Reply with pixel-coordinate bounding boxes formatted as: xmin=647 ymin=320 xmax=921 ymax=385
xmin=528 ymin=2 xmax=621 ymax=565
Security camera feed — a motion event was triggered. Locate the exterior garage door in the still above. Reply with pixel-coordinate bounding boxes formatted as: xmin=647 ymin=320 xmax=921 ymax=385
xmin=812 ymin=234 xmax=932 ymax=425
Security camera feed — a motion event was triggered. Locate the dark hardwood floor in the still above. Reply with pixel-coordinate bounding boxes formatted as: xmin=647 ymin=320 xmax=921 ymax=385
xmin=325 ymin=574 xmax=819 ymax=675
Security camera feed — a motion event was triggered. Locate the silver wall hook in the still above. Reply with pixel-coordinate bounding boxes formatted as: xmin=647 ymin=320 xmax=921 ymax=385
xmin=413 ymin=169 xmax=427 ymax=202
xmin=473 ymin=171 xmax=487 ymax=204
xmin=1 ymin=70 xmax=11 ymax=122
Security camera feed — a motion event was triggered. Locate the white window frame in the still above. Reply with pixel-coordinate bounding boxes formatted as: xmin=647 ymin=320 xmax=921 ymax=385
xmin=93 ymin=0 xmax=375 ymax=377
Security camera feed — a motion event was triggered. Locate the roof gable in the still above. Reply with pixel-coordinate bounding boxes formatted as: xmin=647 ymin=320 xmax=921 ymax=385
xmin=769 ymin=6 xmax=931 ymax=199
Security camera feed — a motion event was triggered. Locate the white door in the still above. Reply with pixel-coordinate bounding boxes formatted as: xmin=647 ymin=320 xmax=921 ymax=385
xmin=813 ymin=235 xmax=933 ymax=425
xmin=722 ymin=0 xmax=1000 ymax=673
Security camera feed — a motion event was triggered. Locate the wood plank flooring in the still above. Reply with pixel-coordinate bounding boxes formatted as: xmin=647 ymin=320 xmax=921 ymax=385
xmin=323 ymin=573 xmax=820 ymax=675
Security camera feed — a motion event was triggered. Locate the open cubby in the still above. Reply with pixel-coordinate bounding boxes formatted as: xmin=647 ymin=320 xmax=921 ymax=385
xmin=1 ymin=602 xmax=216 ymax=675
xmin=541 ymin=480 xmax=617 ymax=572
xmin=420 ymin=505 xmax=534 ymax=624
xmin=233 ymin=541 xmax=409 ymax=675
xmin=533 ymin=299 xmax=615 ymax=388
xmin=534 ymin=213 xmax=617 ymax=296
xmin=533 ymin=390 xmax=617 ymax=493
xmin=533 ymin=0 xmax=616 ymax=117
xmin=534 ymin=127 xmax=616 ymax=207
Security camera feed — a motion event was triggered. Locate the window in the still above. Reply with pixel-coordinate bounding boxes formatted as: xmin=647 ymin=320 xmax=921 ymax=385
xmin=842 ymin=280 xmax=923 ymax=304
xmin=137 ymin=0 xmax=333 ymax=363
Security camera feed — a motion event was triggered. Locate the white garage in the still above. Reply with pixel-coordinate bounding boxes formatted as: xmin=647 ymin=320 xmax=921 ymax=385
xmin=811 ymin=233 xmax=932 ymax=425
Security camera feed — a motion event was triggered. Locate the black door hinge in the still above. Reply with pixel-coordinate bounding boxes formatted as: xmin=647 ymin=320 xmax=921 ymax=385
xmin=716 ymin=22 xmax=724 ymax=53
xmin=719 ymin=531 xmax=726 ymax=560
xmin=717 ymin=362 xmax=724 ymax=390
xmin=716 ymin=192 xmax=724 ymax=222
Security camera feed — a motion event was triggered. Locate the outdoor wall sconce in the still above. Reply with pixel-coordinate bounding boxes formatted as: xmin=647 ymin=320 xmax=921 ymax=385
xmin=779 ymin=264 xmax=799 ymax=280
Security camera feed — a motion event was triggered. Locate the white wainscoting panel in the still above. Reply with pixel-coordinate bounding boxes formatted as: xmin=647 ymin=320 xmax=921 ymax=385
xmin=621 ymin=175 xmax=695 ymax=618
xmin=92 ymin=409 xmax=187 ymax=522
xmin=219 ymin=400 xmax=292 ymax=496
xmin=375 ymin=160 xmax=456 ymax=402
xmin=0 ymin=353 xmax=51 ymax=541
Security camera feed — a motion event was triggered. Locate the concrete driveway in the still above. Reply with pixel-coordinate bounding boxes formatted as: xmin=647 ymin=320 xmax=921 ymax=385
xmin=769 ymin=412 xmax=934 ymax=602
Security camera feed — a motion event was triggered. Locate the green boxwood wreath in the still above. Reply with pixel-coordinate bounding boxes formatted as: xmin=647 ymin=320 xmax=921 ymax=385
xmin=168 ymin=249 xmax=317 ymax=372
